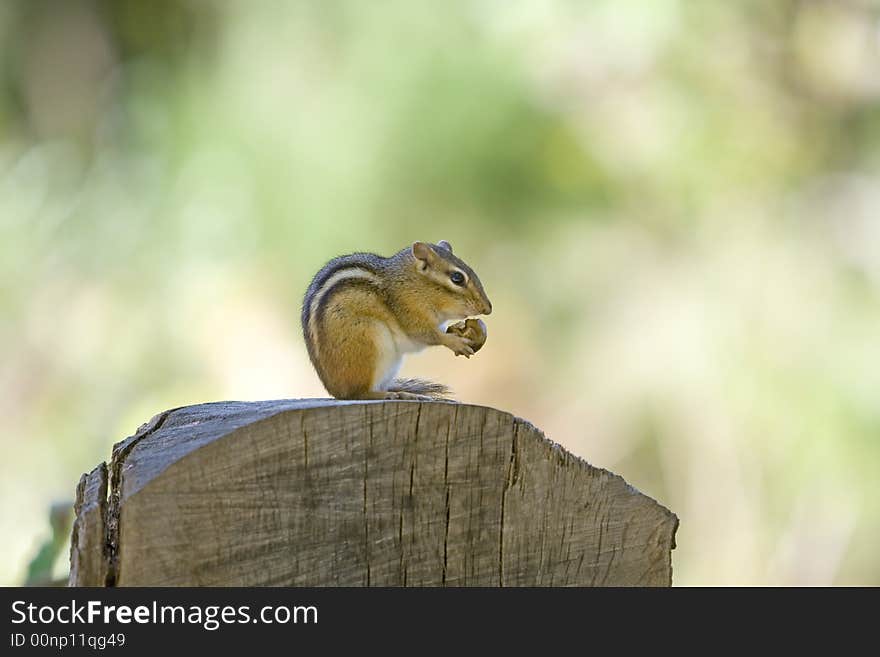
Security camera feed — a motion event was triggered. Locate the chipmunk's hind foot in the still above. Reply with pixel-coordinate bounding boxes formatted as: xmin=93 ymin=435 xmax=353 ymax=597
xmin=387 ymin=378 xmax=453 ymax=400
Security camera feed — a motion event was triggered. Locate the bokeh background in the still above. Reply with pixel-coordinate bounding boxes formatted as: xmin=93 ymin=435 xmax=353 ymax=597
xmin=2 ymin=0 xmax=879 ymax=586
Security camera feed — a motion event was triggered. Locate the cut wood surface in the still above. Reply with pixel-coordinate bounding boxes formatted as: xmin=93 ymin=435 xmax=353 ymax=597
xmin=69 ymin=400 xmax=678 ymax=586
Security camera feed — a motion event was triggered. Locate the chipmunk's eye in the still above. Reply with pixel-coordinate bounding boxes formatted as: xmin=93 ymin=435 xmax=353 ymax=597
xmin=450 ymin=271 xmax=465 ymax=286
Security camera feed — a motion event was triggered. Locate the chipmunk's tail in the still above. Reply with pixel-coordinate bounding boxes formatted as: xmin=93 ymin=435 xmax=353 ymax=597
xmin=388 ymin=378 xmax=452 ymax=400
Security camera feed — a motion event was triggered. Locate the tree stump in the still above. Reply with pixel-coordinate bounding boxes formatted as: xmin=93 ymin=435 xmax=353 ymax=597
xmin=69 ymin=400 xmax=679 ymax=586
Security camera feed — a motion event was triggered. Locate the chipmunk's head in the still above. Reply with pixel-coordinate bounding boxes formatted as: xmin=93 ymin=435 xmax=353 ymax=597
xmin=411 ymin=240 xmax=492 ymax=320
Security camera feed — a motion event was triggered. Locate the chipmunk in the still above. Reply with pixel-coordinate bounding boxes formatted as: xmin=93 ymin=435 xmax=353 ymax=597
xmin=301 ymin=240 xmax=492 ymax=400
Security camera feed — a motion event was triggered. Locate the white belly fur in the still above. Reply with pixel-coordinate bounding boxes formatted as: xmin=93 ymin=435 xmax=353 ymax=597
xmin=371 ymin=321 xmax=426 ymax=390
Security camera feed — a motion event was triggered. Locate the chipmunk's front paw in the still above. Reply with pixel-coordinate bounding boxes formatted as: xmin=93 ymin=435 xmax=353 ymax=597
xmin=442 ymin=333 xmax=476 ymax=358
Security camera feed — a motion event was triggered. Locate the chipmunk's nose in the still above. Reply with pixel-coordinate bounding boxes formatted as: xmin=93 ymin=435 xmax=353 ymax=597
xmin=483 ymin=300 xmax=493 ymax=315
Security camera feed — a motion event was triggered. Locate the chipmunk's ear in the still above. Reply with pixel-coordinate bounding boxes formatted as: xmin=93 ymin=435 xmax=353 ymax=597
xmin=412 ymin=241 xmax=435 ymax=270
xmin=437 ymin=240 xmax=453 ymax=253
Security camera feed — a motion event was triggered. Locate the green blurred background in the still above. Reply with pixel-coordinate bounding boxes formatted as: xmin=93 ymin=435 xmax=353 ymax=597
xmin=2 ymin=0 xmax=879 ymax=586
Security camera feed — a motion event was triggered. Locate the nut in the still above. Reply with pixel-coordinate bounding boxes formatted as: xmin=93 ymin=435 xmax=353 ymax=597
xmin=445 ymin=318 xmax=488 ymax=353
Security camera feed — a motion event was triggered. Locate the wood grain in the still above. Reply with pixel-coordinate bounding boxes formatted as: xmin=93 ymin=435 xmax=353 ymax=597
xmin=69 ymin=400 xmax=678 ymax=586
xmin=69 ymin=463 xmax=108 ymax=587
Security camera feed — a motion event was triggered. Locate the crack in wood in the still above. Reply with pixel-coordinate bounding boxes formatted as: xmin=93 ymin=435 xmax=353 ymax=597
xmin=104 ymin=408 xmax=176 ymax=586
